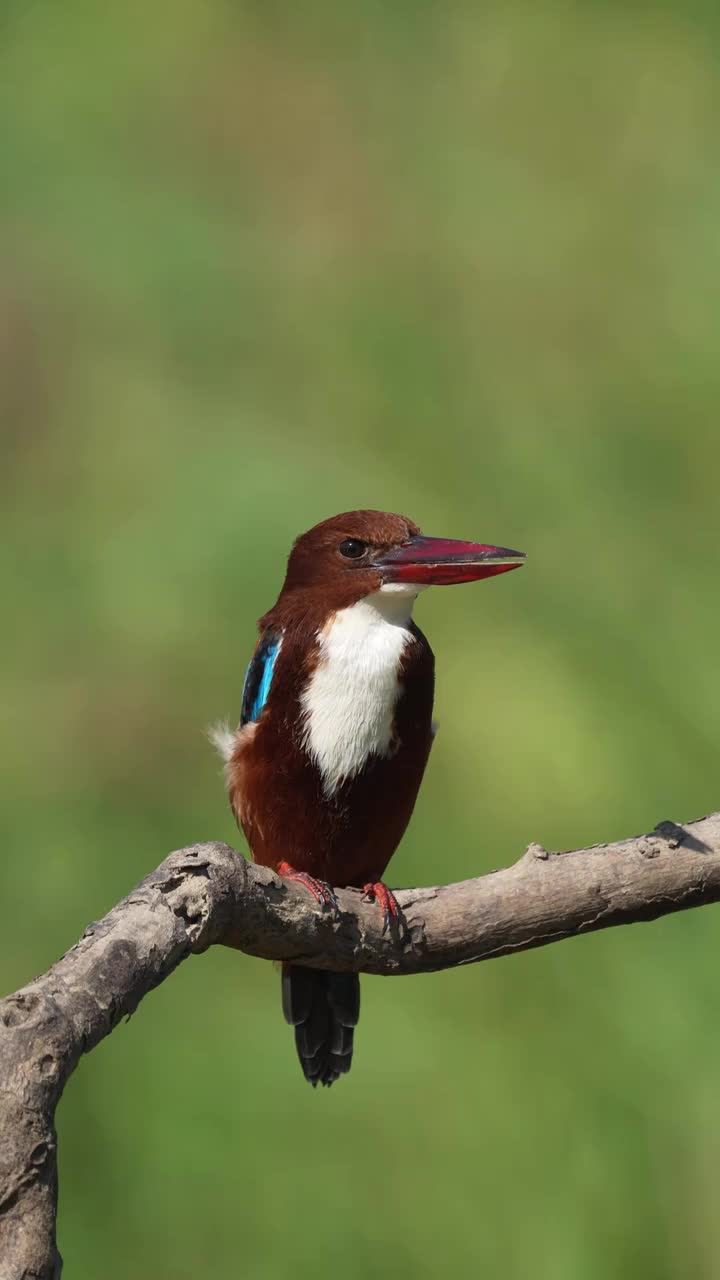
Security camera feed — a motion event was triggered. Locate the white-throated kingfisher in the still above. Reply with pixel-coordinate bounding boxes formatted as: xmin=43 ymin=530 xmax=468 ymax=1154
xmin=213 ymin=510 xmax=525 ymax=1086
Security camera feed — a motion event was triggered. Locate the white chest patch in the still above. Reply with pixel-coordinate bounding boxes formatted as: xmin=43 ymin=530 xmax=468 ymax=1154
xmin=300 ymin=589 xmax=418 ymax=795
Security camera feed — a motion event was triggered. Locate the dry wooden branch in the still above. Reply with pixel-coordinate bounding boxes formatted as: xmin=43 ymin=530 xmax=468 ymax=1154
xmin=2 ymin=810 xmax=720 ymax=1277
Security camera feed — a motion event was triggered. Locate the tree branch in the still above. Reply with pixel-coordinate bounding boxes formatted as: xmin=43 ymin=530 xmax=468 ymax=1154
xmin=2 ymin=809 xmax=720 ymax=1276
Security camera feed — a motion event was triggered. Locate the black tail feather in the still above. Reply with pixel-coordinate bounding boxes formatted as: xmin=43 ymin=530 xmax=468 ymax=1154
xmin=282 ymin=964 xmax=360 ymax=1087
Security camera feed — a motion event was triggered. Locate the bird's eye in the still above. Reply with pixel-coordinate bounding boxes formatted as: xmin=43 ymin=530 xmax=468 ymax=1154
xmin=338 ymin=538 xmax=368 ymax=559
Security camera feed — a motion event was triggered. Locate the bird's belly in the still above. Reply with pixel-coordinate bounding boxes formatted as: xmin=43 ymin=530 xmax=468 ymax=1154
xmin=230 ymin=729 xmax=432 ymax=887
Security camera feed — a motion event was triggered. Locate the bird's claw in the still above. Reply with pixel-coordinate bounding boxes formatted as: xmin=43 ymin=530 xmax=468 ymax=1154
xmin=362 ymin=881 xmax=405 ymax=935
xmin=277 ymin=862 xmax=340 ymax=914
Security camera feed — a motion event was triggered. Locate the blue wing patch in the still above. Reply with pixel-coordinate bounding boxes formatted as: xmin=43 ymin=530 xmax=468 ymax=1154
xmin=240 ymin=631 xmax=282 ymax=726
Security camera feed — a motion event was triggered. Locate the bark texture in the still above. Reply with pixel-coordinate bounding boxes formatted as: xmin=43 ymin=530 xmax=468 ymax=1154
xmin=2 ymin=811 xmax=720 ymax=1276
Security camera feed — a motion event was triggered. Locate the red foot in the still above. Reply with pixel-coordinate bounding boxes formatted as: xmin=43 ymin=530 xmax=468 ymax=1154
xmin=362 ymin=881 xmax=403 ymax=931
xmin=278 ymin=861 xmax=339 ymax=912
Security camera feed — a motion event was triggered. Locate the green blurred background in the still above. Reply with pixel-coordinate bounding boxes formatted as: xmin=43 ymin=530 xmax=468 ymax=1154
xmin=2 ymin=1 xmax=720 ymax=1275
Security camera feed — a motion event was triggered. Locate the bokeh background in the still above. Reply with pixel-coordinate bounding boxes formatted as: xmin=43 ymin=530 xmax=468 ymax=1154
xmin=2 ymin=1 xmax=720 ymax=1276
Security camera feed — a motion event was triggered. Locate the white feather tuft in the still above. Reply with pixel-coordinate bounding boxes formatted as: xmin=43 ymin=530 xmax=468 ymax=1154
xmin=208 ymin=721 xmax=237 ymax=764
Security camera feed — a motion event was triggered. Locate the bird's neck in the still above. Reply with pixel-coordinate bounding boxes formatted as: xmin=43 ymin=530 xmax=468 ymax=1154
xmin=335 ymin=586 xmax=420 ymax=630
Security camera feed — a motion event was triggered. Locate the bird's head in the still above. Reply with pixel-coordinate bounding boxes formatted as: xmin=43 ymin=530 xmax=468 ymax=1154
xmin=278 ymin=509 xmax=525 ymax=609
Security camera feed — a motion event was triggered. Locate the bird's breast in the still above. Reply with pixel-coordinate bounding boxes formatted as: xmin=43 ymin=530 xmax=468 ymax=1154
xmin=299 ymin=596 xmax=415 ymax=795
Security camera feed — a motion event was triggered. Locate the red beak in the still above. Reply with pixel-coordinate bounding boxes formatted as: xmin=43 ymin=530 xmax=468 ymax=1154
xmin=375 ymin=536 xmax=526 ymax=586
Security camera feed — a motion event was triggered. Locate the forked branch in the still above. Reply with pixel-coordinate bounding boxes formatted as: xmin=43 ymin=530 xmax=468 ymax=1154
xmin=2 ymin=810 xmax=720 ymax=1277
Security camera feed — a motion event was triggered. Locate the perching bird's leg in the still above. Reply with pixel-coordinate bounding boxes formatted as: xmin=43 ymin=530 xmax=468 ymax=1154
xmin=362 ymin=881 xmax=404 ymax=933
xmin=277 ymin=861 xmax=340 ymax=913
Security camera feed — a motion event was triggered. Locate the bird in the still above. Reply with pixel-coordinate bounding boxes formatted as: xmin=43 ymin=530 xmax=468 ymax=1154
xmin=212 ymin=510 xmax=525 ymax=1086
